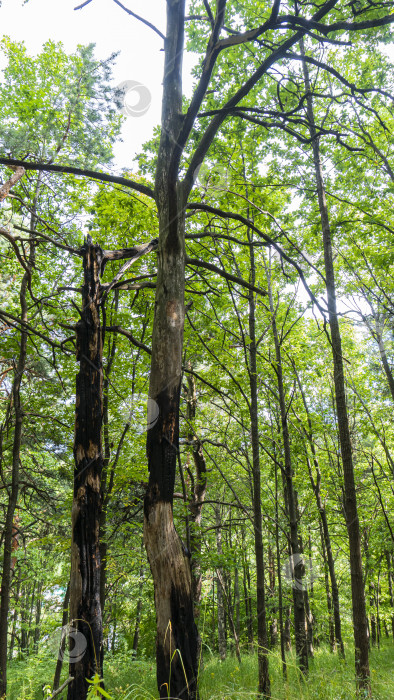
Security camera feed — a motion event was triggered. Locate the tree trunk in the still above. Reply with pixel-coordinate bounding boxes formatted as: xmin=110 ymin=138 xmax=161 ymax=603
xmin=132 ymin=564 xmax=144 ymax=655
xmin=242 ymin=528 xmax=254 ymax=651
xmin=320 ymin=521 xmax=335 ymax=651
xmin=386 ymin=552 xmax=394 ymax=640
xmin=143 ymin=6 xmax=199 ymax=692
xmin=215 ymin=507 xmax=227 ymax=662
xmin=267 ymin=275 xmax=308 ymax=674
xmin=33 ymin=580 xmax=42 ymax=653
xmin=274 ymin=461 xmax=287 ymax=677
xmin=248 ymin=232 xmax=270 ymax=697
xmin=293 ymin=364 xmax=345 ymax=657
xmin=8 ymin=568 xmax=21 ymax=662
xmin=301 ymin=40 xmax=370 ymax=693
xmin=53 ymin=581 xmax=70 ymax=692
xmin=185 ymin=367 xmax=207 ymax=655
xmin=68 ymin=237 xmax=104 ymax=699
xmin=0 ymin=236 xmax=31 ymax=694
xmin=234 ymin=568 xmax=240 ymax=644
xmin=284 ymin=606 xmax=291 ymax=652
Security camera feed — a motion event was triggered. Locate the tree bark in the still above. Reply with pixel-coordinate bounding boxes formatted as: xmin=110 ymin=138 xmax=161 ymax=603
xmin=248 ymin=233 xmax=270 ymax=697
xmin=132 ymin=563 xmax=144 ymax=655
xmin=274 ymin=461 xmax=287 ymax=677
xmin=386 ymin=552 xmax=394 ymax=640
xmin=143 ymin=4 xmax=199 ymax=697
xmin=185 ymin=369 xmax=207 ymax=637
xmin=319 ymin=521 xmax=335 ymax=651
xmin=0 ymin=218 xmax=33 ymax=695
xmin=68 ymin=237 xmax=104 ymax=699
xmin=301 ymin=40 xmax=370 ymax=693
xmin=53 ymin=581 xmax=70 ymax=692
xmin=215 ymin=507 xmax=227 ymax=662
xmin=267 ymin=275 xmax=308 ymax=674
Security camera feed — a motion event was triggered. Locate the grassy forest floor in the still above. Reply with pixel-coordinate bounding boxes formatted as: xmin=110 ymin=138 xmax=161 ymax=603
xmin=7 ymin=640 xmax=393 ymax=699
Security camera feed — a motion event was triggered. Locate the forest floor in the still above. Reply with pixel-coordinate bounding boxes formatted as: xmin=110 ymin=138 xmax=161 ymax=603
xmin=7 ymin=640 xmax=393 ymax=699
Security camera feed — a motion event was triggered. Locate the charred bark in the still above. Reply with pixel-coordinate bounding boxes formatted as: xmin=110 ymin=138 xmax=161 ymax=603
xmin=143 ymin=3 xmax=199 ymax=694
xmin=68 ymin=237 xmax=104 ymax=699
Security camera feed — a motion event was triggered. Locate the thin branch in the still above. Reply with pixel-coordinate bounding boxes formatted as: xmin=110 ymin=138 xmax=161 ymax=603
xmin=187 ymin=202 xmax=326 ymax=314
xmin=186 ymin=256 xmax=267 ymax=296
xmin=112 ymin=0 xmax=165 ymax=40
xmin=74 ymin=0 xmax=93 ymax=9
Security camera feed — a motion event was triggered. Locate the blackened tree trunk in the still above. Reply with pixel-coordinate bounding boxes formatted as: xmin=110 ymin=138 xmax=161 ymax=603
xmin=301 ymin=40 xmax=370 ymax=693
xmin=68 ymin=237 xmax=104 ymax=699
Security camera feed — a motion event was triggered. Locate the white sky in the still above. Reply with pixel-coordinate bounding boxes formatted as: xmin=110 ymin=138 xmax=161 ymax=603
xmin=1 ymin=1 xmax=393 ymax=172
xmin=0 ymin=0 xmax=197 ymax=170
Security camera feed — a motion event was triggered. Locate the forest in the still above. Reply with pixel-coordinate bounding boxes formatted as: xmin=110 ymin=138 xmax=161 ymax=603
xmin=0 ymin=0 xmax=394 ymax=699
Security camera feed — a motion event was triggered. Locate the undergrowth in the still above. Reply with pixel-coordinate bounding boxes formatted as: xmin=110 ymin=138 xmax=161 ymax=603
xmin=7 ymin=640 xmax=394 ymax=699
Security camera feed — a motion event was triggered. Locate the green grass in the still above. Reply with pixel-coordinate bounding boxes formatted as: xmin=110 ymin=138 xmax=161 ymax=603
xmin=7 ymin=640 xmax=394 ymax=699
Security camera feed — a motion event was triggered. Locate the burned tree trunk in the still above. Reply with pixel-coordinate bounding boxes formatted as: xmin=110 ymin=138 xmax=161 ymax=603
xmin=68 ymin=237 xmax=104 ymax=699
xmin=143 ymin=203 xmax=199 ymax=696
xmin=143 ymin=3 xmax=199 ymax=698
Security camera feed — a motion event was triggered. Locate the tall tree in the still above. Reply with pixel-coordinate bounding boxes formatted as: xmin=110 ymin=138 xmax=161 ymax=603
xmin=300 ymin=42 xmax=371 ymax=692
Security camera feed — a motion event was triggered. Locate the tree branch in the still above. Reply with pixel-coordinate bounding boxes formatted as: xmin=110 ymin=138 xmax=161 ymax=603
xmin=111 ymin=0 xmax=165 ymax=40
xmin=186 ymin=256 xmax=267 ymax=296
xmin=0 ymin=166 xmax=25 ymax=201
xmin=187 ymin=202 xmax=326 ymax=314
xmin=0 ymin=158 xmax=155 ymax=199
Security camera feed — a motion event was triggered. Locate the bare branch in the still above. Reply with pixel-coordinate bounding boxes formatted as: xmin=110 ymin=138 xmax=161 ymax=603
xmin=186 ymin=256 xmax=267 ymax=296
xmin=0 ymin=158 xmax=155 ymax=199
xmin=112 ymin=0 xmax=165 ymax=40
